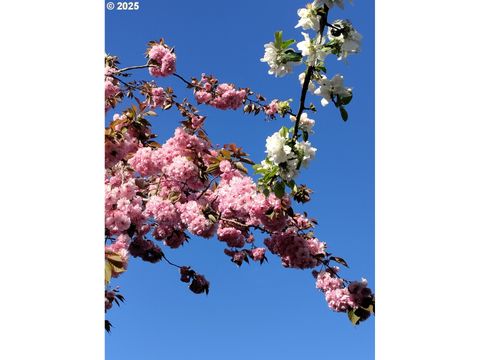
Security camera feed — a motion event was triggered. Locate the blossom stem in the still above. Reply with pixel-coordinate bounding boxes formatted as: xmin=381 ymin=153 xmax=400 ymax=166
xmin=293 ymin=66 xmax=314 ymax=141
xmin=162 ymin=252 xmax=182 ymax=269
xmin=293 ymin=6 xmax=329 ymax=141
xmin=117 ymin=64 xmax=154 ymax=73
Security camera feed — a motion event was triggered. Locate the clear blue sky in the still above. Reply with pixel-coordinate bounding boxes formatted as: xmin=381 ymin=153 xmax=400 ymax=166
xmin=105 ymin=0 xmax=374 ymax=359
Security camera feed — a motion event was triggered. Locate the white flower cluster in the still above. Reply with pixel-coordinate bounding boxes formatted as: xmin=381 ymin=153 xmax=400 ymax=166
xmin=260 ymin=42 xmax=295 ymax=78
xmin=290 ymin=113 xmax=315 ymax=134
xmin=263 ymin=128 xmax=317 ymax=180
xmin=314 ymin=74 xmax=351 ymax=106
xmin=295 ymin=3 xmax=321 ymax=31
xmin=262 ymin=1 xmax=361 ymax=76
xmin=299 ymin=72 xmax=316 ymax=93
xmin=297 ymin=73 xmax=351 ymax=107
xmin=296 ymin=32 xmax=328 ymax=66
xmin=327 ymin=20 xmax=362 ymax=60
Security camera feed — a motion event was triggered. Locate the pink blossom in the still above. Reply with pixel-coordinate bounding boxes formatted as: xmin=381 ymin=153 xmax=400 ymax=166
xmin=150 ymin=87 xmax=166 ymax=108
xmin=105 ymin=80 xmax=120 ymax=98
xmin=163 ymin=156 xmax=203 ymax=190
xmin=252 ymin=247 xmax=266 ymax=262
xmin=191 ymin=115 xmax=205 ymax=128
xmin=148 ymin=44 xmax=176 ymax=77
xmin=217 ymin=226 xmax=245 ymax=248
xmin=164 ymin=231 xmax=187 ymax=249
xmin=105 ymin=234 xmax=131 ymax=277
xmin=264 ymin=230 xmax=326 ymax=269
xmin=315 ymin=270 xmax=343 ymax=292
xmin=194 ymin=77 xmax=247 ymax=110
xmin=105 ymin=174 xmax=145 ymax=236
xmin=265 ymin=100 xmax=279 ymax=117
xmin=194 ymin=90 xmax=213 ymax=104
xmin=325 ymin=288 xmax=355 ymax=312
xmin=128 ymin=147 xmax=162 ymax=176
xmin=105 ymin=66 xmax=117 ymax=76
xmin=145 ymin=196 xmax=179 ymax=225
xmin=210 ymin=84 xmax=247 ymax=110
xmin=178 ymin=200 xmax=215 ymax=238
xmin=219 ymin=160 xmax=232 ymax=173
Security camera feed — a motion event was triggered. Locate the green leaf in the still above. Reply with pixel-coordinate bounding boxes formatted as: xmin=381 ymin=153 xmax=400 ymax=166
xmin=206 ymin=162 xmax=220 ymax=173
xmin=105 ymin=262 xmax=112 ymax=285
xmin=252 ymin=164 xmax=263 ymax=173
xmin=330 ymin=256 xmax=349 ymax=268
xmin=281 ymin=39 xmax=296 ymax=49
xmin=111 ymin=264 xmax=126 ymax=275
xmin=286 ymin=180 xmax=296 ymax=189
xmin=279 ymin=126 xmax=289 ymax=138
xmin=339 ymin=106 xmax=348 ymax=121
xmin=340 ymin=93 xmax=353 ymax=105
xmin=234 ymin=162 xmax=248 ymax=173
xmin=239 ymin=157 xmax=255 ymax=165
xmin=282 ymin=49 xmax=303 ymax=63
xmin=273 ymin=181 xmax=285 ymax=198
xmin=274 ymin=31 xmax=283 ymax=48
xmin=106 ymin=253 xmax=124 ymax=268
xmin=105 ymin=320 xmax=112 ymax=333
xmin=348 ymin=309 xmax=361 ymax=325
xmin=302 ymin=131 xmax=309 ymax=141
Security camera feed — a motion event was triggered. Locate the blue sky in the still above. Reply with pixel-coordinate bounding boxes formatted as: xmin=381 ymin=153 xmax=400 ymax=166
xmin=105 ymin=0 xmax=374 ymax=358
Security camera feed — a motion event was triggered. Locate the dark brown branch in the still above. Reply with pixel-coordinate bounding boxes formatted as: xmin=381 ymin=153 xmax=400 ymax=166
xmin=292 ymin=6 xmax=329 ymax=141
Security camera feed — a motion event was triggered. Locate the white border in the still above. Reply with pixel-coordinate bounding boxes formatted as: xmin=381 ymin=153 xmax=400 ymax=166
xmin=377 ymin=1 xmax=480 ymax=359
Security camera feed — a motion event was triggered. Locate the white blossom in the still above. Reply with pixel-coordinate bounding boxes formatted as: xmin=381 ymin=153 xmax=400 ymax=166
xmin=295 ymin=141 xmax=317 ymax=168
xmin=296 ymin=32 xmax=328 ymax=66
xmin=264 ymin=127 xmax=318 ymax=180
xmin=260 ymin=42 xmax=294 ymax=77
xmin=280 ymin=158 xmax=300 ymax=181
xmin=314 ymin=74 xmax=351 ymax=106
xmin=295 ymin=4 xmax=320 ymax=31
xmin=290 ymin=113 xmax=315 ymax=134
xmin=327 ymin=20 xmax=362 ymax=60
xmin=265 ymin=131 xmax=292 ymax=164
xmin=299 ymin=72 xmax=316 ymax=94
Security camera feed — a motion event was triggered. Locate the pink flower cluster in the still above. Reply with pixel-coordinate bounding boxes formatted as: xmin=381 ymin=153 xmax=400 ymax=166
xmin=178 ymin=200 xmax=215 ymax=238
xmin=128 ymin=127 xmax=208 ymax=190
xmin=209 ymin=160 xmax=290 ymax=248
xmin=264 ymin=229 xmax=326 ymax=269
xmin=105 ymin=172 xmax=146 ymax=236
xmin=128 ymin=147 xmax=162 ymax=176
xmin=105 ymin=80 xmax=120 ymax=99
xmin=150 ymin=86 xmax=166 ymax=108
xmin=105 ymin=114 xmax=142 ymax=168
xmin=265 ymin=100 xmax=279 ymax=117
xmin=105 ymin=234 xmax=131 ymax=276
xmin=315 ymin=268 xmax=343 ymax=292
xmin=325 ymin=288 xmax=355 ymax=312
xmin=251 ymin=247 xmax=266 ymax=262
xmin=122 ymin=129 xmax=297 ymax=253
xmin=144 ymin=196 xmax=188 ymax=248
xmin=315 ymin=269 xmax=359 ymax=312
xmin=105 ymin=65 xmax=120 ymax=111
xmin=217 ymin=226 xmax=245 ymax=248
xmin=194 ymin=75 xmax=247 ymax=110
xmin=148 ymin=44 xmax=176 ymax=77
